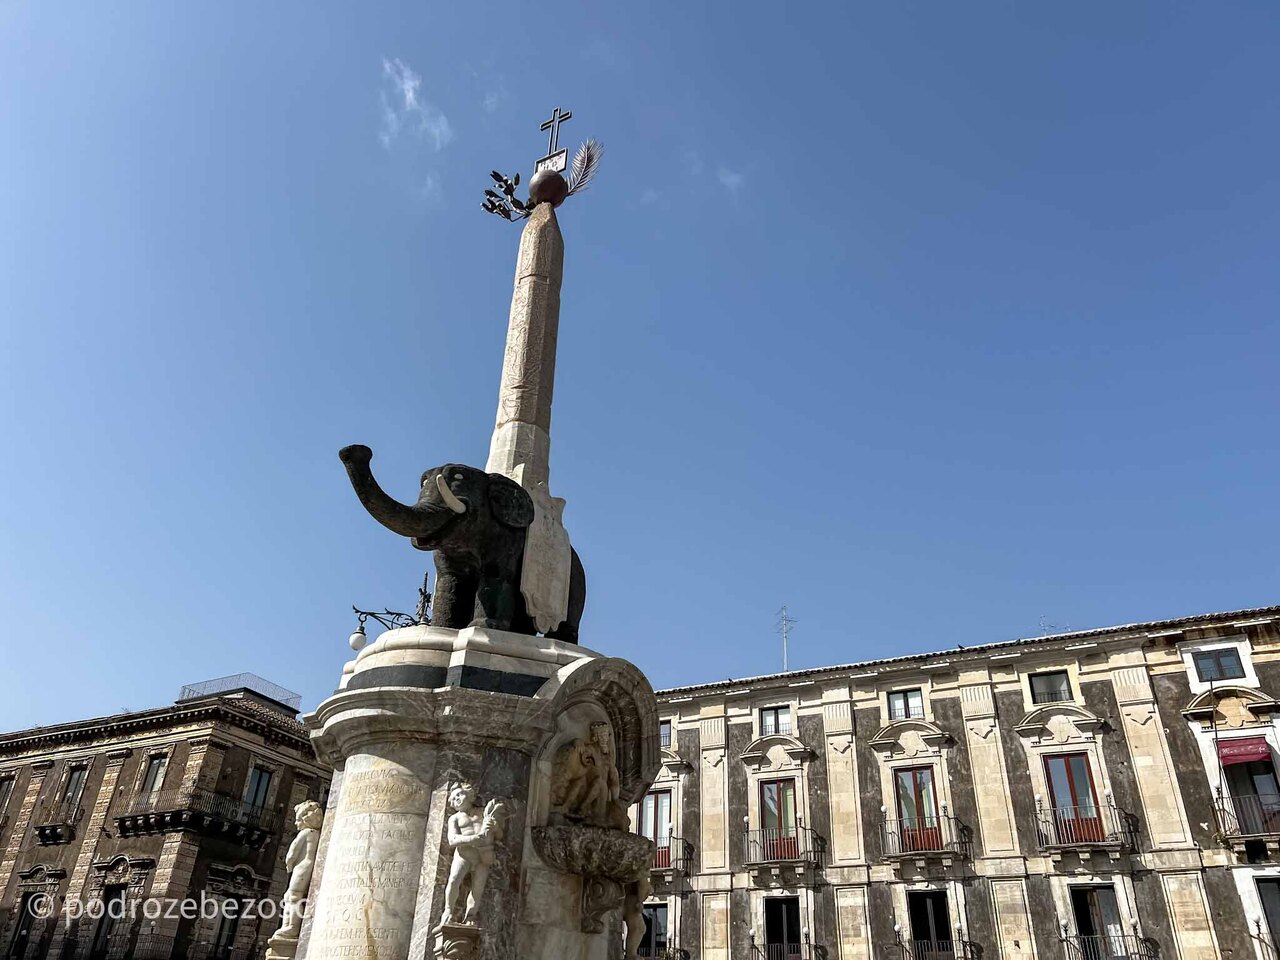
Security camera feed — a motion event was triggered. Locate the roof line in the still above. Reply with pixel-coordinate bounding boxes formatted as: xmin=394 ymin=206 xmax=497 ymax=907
xmin=656 ymin=603 xmax=1280 ymax=697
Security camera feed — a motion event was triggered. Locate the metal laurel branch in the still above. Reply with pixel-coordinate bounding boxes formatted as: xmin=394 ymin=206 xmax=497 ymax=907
xmin=482 ymin=170 xmax=530 ymax=222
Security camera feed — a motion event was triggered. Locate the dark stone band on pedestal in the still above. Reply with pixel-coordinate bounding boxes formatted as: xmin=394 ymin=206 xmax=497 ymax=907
xmin=341 ymin=664 xmax=549 ymax=697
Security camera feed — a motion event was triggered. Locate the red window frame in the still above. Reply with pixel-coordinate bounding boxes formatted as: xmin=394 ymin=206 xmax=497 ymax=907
xmin=1043 ymin=752 xmax=1104 ymax=843
xmin=640 ymin=790 xmax=673 ymax=867
xmin=760 ymin=778 xmax=799 ymax=860
xmin=894 ymin=766 xmax=941 ymax=852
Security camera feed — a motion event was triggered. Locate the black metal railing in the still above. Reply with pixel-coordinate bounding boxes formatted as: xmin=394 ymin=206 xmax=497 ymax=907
xmin=758 ymin=946 xmax=803 ymax=960
xmin=1036 ymin=802 xmax=1133 ymax=849
xmin=742 ymin=825 xmax=824 ymax=865
xmin=131 ymin=934 xmax=178 ymax=959
xmin=880 ymin=813 xmax=971 ymax=858
xmin=36 ymin=799 xmax=85 ymax=827
xmin=1031 ymin=689 xmax=1074 ymax=704
xmin=121 ymin=786 xmax=277 ymax=831
xmin=651 ymin=835 xmax=694 ymax=873
xmin=884 ymin=938 xmax=980 ymax=960
xmin=1250 ymin=919 xmax=1277 ymax=960
xmin=1215 ymin=793 xmax=1280 ymax=838
xmin=659 ymin=727 xmax=672 ymax=748
xmin=1061 ymin=934 xmax=1158 ymax=960
xmin=637 ymin=949 xmax=690 ymax=960
xmin=761 ymin=719 xmax=793 ymax=736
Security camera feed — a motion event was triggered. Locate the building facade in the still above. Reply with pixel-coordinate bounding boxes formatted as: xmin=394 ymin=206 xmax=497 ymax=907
xmin=632 ymin=605 xmax=1280 ymax=960
xmin=0 ymin=675 xmax=330 ymax=960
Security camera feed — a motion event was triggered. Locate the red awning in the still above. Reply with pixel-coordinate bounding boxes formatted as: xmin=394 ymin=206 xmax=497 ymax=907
xmin=1218 ymin=736 xmax=1272 ymax=766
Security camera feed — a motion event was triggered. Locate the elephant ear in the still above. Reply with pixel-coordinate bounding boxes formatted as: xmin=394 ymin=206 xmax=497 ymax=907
xmin=487 ymin=474 xmax=535 ymax=529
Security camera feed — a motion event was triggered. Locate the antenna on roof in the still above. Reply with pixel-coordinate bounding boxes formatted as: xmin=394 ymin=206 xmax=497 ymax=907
xmin=776 ymin=606 xmax=798 ymax=672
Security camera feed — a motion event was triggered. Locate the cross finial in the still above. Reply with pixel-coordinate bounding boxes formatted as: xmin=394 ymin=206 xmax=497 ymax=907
xmin=539 ymin=106 xmax=572 ymax=156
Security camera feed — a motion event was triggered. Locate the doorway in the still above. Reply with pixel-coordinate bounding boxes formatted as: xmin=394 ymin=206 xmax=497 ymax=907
xmin=1070 ymin=885 xmax=1126 ymax=960
xmin=907 ymin=891 xmax=955 ymax=959
xmin=764 ymin=896 xmax=802 ymax=960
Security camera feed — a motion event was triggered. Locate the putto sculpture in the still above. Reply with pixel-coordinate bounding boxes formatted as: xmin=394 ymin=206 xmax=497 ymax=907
xmin=442 ymin=782 xmax=507 ymax=925
xmin=549 ymin=721 xmax=629 ymax=830
xmin=265 ymin=800 xmax=323 ymax=959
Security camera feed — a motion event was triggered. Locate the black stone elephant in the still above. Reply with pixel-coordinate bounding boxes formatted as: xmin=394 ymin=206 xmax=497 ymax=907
xmin=338 ymin=445 xmax=585 ymax=643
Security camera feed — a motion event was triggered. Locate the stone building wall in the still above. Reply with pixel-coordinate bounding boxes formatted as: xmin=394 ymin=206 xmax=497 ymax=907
xmin=635 ymin=604 xmax=1280 ymax=960
xmin=0 ymin=684 xmax=330 ymax=960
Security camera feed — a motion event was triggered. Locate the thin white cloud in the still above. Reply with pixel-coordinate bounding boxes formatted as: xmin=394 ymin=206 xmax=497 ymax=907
xmin=717 ymin=167 xmax=745 ymax=194
xmin=421 ymin=173 xmax=442 ymax=201
xmin=483 ymin=88 xmax=505 ymax=113
xmin=682 ymin=150 xmax=704 ymax=177
xmin=380 ymin=57 xmax=454 ymax=151
xmin=639 ymin=188 xmax=660 ymax=206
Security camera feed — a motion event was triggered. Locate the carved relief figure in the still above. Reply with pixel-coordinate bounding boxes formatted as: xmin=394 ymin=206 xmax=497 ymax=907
xmin=550 ymin=722 xmax=629 ymax=829
xmin=277 ymin=800 xmax=323 ymax=940
xmin=443 ymin=782 xmax=506 ymax=925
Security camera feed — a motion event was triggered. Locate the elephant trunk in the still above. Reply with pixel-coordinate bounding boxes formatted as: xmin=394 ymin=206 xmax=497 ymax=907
xmin=338 ymin=444 xmax=442 ymax=540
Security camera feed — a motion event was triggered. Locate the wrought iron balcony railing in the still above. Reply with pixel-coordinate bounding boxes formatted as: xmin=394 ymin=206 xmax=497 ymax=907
xmin=130 ymin=934 xmax=178 ymax=959
xmin=115 ymin=785 xmax=280 ymax=848
xmin=756 ymin=946 xmax=803 ymax=960
xmin=651 ymin=835 xmax=694 ymax=874
xmin=883 ymin=938 xmax=980 ymax=960
xmin=1060 ymin=933 xmax=1158 ymax=960
xmin=637 ymin=949 xmax=690 ymax=960
xmin=742 ymin=826 xmax=824 ymax=867
xmin=1214 ymin=793 xmax=1280 ymax=839
xmin=1035 ymin=802 xmax=1135 ymax=851
xmin=35 ymin=800 xmax=85 ymax=844
xmin=879 ymin=813 xmax=971 ymax=859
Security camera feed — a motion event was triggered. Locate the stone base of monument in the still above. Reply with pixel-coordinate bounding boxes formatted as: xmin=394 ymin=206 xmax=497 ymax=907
xmin=294 ymin=624 xmax=659 ymax=960
xmin=264 ymin=932 xmax=299 ymax=960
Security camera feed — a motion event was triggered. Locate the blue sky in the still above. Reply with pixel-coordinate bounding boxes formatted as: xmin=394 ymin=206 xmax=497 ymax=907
xmin=1 ymin=2 xmax=1277 ymax=730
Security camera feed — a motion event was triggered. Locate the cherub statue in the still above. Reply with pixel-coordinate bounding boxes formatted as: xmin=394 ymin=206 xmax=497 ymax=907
xmin=549 ymin=722 xmax=629 ymax=829
xmin=623 ymin=872 xmax=654 ymax=960
xmin=442 ymin=782 xmax=506 ymax=926
xmin=277 ymin=800 xmax=323 ymax=939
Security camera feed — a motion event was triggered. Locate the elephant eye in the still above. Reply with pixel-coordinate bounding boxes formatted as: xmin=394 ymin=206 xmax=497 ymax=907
xmin=453 ymin=473 xmax=463 ymax=481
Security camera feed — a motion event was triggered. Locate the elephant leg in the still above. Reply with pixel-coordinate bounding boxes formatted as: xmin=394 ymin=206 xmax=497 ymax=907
xmin=545 ymin=548 xmax=586 ymax=644
xmin=473 ymin=566 xmax=519 ymax=632
xmin=432 ymin=554 xmax=478 ymax=630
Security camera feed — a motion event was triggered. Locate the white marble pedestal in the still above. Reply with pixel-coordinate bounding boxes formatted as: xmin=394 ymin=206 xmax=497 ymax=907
xmin=295 ymin=625 xmax=659 ymax=960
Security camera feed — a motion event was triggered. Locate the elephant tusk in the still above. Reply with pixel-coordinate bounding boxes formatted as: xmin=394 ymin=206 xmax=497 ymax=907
xmin=436 ymin=474 xmax=467 ymax=514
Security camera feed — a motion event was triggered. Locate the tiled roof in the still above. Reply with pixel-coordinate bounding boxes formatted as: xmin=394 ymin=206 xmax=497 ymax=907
xmin=656 ymin=603 xmax=1280 ymax=697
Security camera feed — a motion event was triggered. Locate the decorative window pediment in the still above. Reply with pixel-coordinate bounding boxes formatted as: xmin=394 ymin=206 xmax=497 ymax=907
xmin=739 ymin=733 xmax=814 ymax=772
xmin=869 ymin=718 xmax=950 ymax=758
xmin=654 ymin=747 xmax=693 ymax=780
xmin=206 ymin=862 xmax=270 ymax=896
xmin=1014 ymin=703 xmax=1104 ymax=743
xmin=1182 ymin=686 xmax=1280 ymax=729
xmin=17 ymin=864 xmax=66 ymax=887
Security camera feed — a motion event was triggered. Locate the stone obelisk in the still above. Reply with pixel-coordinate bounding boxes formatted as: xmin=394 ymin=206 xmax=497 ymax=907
xmin=486 ymin=201 xmax=573 ymax=635
xmin=486 ymin=200 xmax=563 ymax=488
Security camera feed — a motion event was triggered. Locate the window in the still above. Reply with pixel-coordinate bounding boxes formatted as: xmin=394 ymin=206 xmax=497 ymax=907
xmin=907 ymin=891 xmax=953 ymax=951
xmin=7 ymin=893 xmax=39 ymax=958
xmin=639 ymin=903 xmax=668 ymax=957
xmin=1030 ymin=671 xmax=1073 ymax=704
xmin=88 ymin=885 xmax=126 ymax=960
xmin=212 ymin=907 xmax=240 ymax=960
xmin=1069 ymin=886 xmax=1123 ymax=949
xmin=1193 ymin=648 xmax=1246 ymax=682
xmin=893 ymin=767 xmax=941 ymax=852
xmin=760 ymin=707 xmax=790 ymax=736
xmin=1043 ymin=753 xmax=1103 ymax=843
xmin=658 ymin=720 xmax=671 ymax=749
xmin=1223 ymin=758 xmax=1280 ymax=835
xmin=640 ymin=791 xmax=673 ymax=867
xmin=888 ymin=689 xmax=924 ymax=721
xmin=140 ymin=756 xmax=168 ymax=798
xmin=759 ymin=779 xmax=799 ymax=860
xmin=63 ymin=767 xmax=87 ymax=807
xmin=1259 ymin=880 xmax=1280 ymax=948
xmin=0 ymin=778 xmax=14 ymax=818
xmin=244 ymin=766 xmax=272 ymax=814
xmin=764 ymin=896 xmax=802 ymax=958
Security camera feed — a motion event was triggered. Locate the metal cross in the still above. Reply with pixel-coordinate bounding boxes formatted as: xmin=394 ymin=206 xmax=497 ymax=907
xmin=539 ymin=106 xmax=573 ymax=155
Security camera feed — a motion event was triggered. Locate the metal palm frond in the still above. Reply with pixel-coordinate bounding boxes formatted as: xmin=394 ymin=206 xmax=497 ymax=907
xmin=566 ymin=138 xmax=604 ymax=196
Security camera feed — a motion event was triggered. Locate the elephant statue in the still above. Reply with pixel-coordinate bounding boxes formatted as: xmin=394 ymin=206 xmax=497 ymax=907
xmin=338 ymin=444 xmax=585 ymax=642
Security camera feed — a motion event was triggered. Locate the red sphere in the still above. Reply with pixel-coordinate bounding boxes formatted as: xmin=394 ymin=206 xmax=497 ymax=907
xmin=528 ymin=170 xmax=569 ymax=208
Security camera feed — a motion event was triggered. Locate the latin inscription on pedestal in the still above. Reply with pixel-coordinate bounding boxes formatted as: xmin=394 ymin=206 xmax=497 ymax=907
xmin=306 ymin=759 xmax=430 ymax=960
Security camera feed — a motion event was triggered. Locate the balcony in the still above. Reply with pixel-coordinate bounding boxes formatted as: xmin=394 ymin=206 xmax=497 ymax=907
xmin=1035 ymin=802 xmax=1135 ymax=860
xmin=114 ymin=786 xmax=280 ymax=849
xmin=637 ymin=951 xmax=690 ymax=960
xmin=879 ymin=813 xmax=972 ymax=866
xmin=1214 ymin=793 xmax=1280 ymax=856
xmin=882 ymin=938 xmax=980 ymax=960
xmin=1060 ymin=934 xmax=1158 ymax=960
xmin=742 ymin=826 xmax=824 ymax=883
xmin=650 ymin=835 xmax=694 ymax=888
xmin=34 ymin=800 xmax=85 ymax=845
